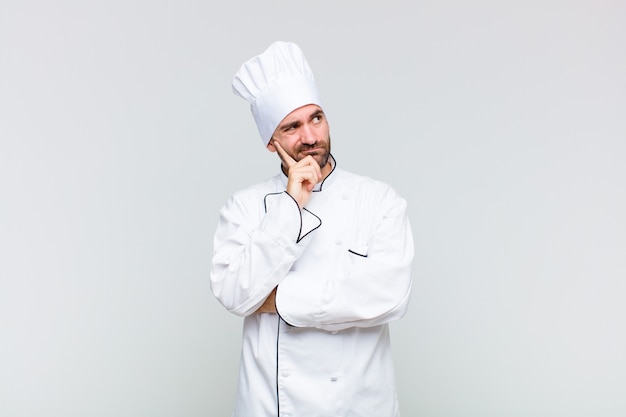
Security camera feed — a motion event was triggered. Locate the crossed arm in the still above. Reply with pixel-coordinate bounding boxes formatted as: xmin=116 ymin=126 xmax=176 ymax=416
xmin=210 ymin=183 xmax=413 ymax=329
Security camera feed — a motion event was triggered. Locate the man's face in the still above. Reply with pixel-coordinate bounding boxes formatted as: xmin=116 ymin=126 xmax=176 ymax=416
xmin=267 ymin=104 xmax=331 ymax=170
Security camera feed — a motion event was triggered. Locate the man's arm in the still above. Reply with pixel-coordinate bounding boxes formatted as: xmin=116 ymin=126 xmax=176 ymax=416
xmin=254 ymin=288 xmax=277 ymax=314
xmin=210 ymin=186 xmax=321 ymax=317
xmin=211 ymin=141 xmax=325 ymax=316
xmin=274 ymin=185 xmax=414 ymax=331
xmin=210 ymin=188 xmax=301 ymax=316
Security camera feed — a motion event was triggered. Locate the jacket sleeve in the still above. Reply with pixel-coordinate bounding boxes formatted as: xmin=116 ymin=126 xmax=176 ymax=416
xmin=275 ymin=186 xmax=414 ymax=331
xmin=210 ymin=190 xmax=321 ymax=317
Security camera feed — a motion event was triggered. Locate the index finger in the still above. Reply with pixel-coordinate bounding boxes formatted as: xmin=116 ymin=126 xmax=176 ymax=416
xmin=273 ymin=140 xmax=297 ymax=168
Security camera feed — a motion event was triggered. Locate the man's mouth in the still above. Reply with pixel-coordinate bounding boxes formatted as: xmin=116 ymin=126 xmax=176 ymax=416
xmin=300 ymin=148 xmax=323 ymax=155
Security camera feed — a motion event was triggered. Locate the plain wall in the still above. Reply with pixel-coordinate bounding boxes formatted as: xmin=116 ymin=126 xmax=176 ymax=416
xmin=1 ymin=1 xmax=624 ymax=416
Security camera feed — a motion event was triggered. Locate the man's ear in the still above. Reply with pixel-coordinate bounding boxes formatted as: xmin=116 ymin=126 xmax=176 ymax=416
xmin=266 ymin=140 xmax=276 ymax=153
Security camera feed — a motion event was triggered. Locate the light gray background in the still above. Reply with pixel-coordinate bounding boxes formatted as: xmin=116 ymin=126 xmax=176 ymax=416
xmin=1 ymin=1 xmax=624 ymax=416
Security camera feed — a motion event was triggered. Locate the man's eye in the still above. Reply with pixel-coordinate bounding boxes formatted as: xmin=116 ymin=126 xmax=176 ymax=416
xmin=313 ymin=116 xmax=321 ymax=123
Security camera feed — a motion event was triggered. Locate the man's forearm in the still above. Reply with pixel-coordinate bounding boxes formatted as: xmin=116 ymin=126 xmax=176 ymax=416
xmin=254 ymin=287 xmax=277 ymax=314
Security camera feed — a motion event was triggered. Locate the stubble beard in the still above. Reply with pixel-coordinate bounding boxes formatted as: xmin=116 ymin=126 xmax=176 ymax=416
xmin=296 ymin=135 xmax=332 ymax=169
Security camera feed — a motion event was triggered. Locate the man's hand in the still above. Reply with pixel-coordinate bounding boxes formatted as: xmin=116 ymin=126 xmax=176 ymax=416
xmin=254 ymin=287 xmax=277 ymax=314
xmin=273 ymin=140 xmax=322 ymax=209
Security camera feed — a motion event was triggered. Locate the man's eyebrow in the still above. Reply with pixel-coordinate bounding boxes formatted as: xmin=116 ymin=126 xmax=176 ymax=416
xmin=279 ymin=120 xmax=300 ymax=131
xmin=310 ymin=109 xmax=324 ymax=118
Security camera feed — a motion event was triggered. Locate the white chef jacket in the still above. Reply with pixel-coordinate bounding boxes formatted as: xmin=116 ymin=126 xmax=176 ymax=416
xmin=210 ymin=156 xmax=414 ymax=417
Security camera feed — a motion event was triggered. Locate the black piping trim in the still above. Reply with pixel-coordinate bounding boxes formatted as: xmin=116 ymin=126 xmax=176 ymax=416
xmin=275 ymin=315 xmax=281 ymax=417
xmin=312 ymin=153 xmax=336 ymax=193
xmin=274 ymin=286 xmax=298 ymax=328
xmin=348 ymin=249 xmax=368 ymax=258
xmin=282 ymin=191 xmax=304 ymax=243
xmin=263 ymin=191 xmax=303 ymax=243
xmin=298 ymin=208 xmax=322 ymax=243
xmin=263 ymin=191 xmax=284 ymax=213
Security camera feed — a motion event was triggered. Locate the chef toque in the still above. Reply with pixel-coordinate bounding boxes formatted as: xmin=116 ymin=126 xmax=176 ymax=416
xmin=232 ymin=41 xmax=323 ymax=146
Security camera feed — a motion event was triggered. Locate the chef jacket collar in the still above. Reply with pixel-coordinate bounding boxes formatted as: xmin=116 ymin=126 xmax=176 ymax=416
xmin=280 ymin=154 xmax=337 ymax=192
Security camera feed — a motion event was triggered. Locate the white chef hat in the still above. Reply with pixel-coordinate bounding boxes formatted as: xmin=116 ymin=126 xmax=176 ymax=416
xmin=232 ymin=41 xmax=323 ymax=146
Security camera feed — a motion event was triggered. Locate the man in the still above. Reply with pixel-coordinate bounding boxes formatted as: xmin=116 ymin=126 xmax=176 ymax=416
xmin=210 ymin=41 xmax=414 ymax=417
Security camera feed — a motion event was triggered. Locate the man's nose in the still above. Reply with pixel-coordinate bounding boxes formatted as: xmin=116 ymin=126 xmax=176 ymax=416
xmin=300 ymin=124 xmax=316 ymax=145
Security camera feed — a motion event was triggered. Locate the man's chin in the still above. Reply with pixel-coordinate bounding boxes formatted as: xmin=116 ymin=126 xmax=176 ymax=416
xmin=315 ymin=153 xmax=331 ymax=169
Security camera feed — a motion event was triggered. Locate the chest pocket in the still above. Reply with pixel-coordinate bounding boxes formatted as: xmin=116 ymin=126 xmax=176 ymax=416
xmin=344 ymin=194 xmax=377 ymax=260
xmin=348 ymin=245 xmax=368 ymax=258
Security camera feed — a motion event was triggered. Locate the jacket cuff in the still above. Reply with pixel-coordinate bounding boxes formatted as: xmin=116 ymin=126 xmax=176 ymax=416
xmin=263 ymin=192 xmax=321 ymax=243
